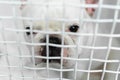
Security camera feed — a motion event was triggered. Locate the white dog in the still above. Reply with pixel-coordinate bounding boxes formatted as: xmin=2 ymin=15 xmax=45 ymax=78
xmin=22 ymin=0 xmax=120 ymax=79
xmin=21 ymin=0 xmax=106 ymax=80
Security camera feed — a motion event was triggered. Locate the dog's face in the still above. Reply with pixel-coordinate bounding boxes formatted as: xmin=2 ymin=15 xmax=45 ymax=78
xmin=22 ymin=0 xmax=94 ymax=67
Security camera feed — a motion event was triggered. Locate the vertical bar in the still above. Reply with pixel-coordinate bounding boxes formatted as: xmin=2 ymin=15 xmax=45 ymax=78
xmin=87 ymin=0 xmax=103 ymax=80
xmin=101 ymin=0 xmax=120 ymax=80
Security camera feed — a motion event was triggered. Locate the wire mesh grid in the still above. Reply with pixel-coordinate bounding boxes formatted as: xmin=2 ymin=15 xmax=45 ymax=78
xmin=0 ymin=0 xmax=120 ymax=80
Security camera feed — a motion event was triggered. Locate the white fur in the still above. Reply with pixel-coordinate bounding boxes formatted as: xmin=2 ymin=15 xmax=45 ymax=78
xmin=21 ymin=0 xmax=101 ymax=80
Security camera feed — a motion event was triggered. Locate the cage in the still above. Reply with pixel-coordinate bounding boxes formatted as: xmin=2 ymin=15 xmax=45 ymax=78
xmin=0 ymin=0 xmax=120 ymax=80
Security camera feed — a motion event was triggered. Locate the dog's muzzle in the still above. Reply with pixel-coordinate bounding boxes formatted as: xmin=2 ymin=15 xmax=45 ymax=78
xmin=41 ymin=36 xmax=62 ymax=63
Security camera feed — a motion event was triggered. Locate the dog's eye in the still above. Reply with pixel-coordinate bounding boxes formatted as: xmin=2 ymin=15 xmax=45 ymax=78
xmin=25 ymin=27 xmax=31 ymax=35
xmin=69 ymin=24 xmax=79 ymax=32
xmin=25 ymin=26 xmax=37 ymax=35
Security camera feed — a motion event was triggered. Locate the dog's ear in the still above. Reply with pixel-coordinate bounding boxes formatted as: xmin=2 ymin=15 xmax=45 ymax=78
xmin=86 ymin=0 xmax=98 ymax=16
xmin=20 ymin=0 xmax=27 ymax=10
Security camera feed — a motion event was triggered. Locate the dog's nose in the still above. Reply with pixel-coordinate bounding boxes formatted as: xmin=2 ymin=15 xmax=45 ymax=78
xmin=41 ymin=36 xmax=61 ymax=63
xmin=49 ymin=37 xmax=61 ymax=44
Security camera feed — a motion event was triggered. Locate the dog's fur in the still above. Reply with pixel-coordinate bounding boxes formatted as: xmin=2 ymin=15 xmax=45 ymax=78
xmin=21 ymin=0 xmax=105 ymax=79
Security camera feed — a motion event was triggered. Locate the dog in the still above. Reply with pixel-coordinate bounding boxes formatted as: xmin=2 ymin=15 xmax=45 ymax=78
xmin=23 ymin=0 xmax=120 ymax=79
xmin=21 ymin=0 xmax=107 ymax=80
